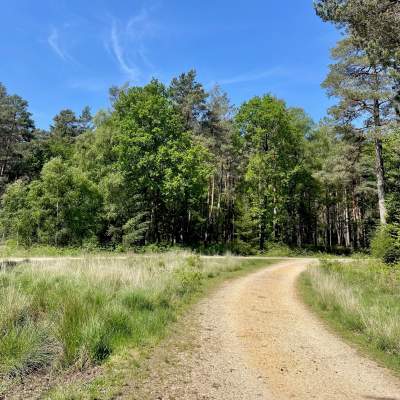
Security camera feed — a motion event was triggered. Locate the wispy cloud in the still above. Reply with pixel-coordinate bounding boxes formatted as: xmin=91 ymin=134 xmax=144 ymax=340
xmin=108 ymin=7 xmax=158 ymax=82
xmin=48 ymin=27 xmax=72 ymax=62
xmin=211 ymin=68 xmax=288 ymax=86
xmin=110 ymin=20 xmax=140 ymax=81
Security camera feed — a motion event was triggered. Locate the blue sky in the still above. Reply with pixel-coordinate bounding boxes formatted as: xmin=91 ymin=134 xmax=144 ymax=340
xmin=0 ymin=0 xmax=340 ymax=129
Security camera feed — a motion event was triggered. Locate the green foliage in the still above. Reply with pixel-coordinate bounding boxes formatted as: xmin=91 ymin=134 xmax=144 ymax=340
xmin=322 ymin=39 xmax=394 ymax=126
xmin=314 ymin=0 xmax=400 ymax=73
xmin=316 ymin=0 xmax=400 ymax=231
xmin=169 ymin=69 xmax=207 ymax=131
xmin=0 ymin=83 xmax=35 ymax=193
xmin=0 ymin=72 xmax=398 ymax=254
xmin=0 ymin=158 xmax=102 ymax=246
xmin=0 ymin=242 xmax=102 ymax=258
xmin=51 ymin=108 xmax=92 ymax=139
xmin=230 ymin=239 xmax=257 ymax=256
xmin=122 ymin=211 xmax=149 ymax=248
xmin=113 ymin=79 xmax=212 ymax=244
xmin=371 ymin=224 xmax=400 ymax=264
xmin=0 ymin=180 xmax=34 ymax=245
xmin=235 ymin=95 xmax=312 ymax=250
xmin=384 ymin=130 xmax=400 ymax=224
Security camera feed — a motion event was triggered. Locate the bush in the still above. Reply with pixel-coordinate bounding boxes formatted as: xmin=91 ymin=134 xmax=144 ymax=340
xmin=0 ymin=159 xmax=102 ymax=247
xmin=387 ymin=194 xmax=400 ymax=224
xmin=230 ymin=240 xmax=257 ymax=256
xmin=371 ymin=224 xmax=400 ymax=264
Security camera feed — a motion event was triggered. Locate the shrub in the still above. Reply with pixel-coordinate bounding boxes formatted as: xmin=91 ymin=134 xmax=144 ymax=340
xmin=230 ymin=240 xmax=257 ymax=256
xmin=173 ymin=256 xmax=203 ymax=296
xmin=371 ymin=224 xmax=400 ymax=264
xmin=0 ymin=159 xmax=102 ymax=247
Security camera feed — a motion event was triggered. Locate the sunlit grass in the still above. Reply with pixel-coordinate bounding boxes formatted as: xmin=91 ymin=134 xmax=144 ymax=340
xmin=0 ymin=253 xmax=269 ymax=397
xmin=301 ymin=260 xmax=400 ymax=371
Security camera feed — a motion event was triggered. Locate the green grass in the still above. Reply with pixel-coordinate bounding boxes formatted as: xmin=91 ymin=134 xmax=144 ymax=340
xmin=0 ymin=253 xmax=274 ymax=398
xmin=0 ymin=239 xmax=368 ymax=259
xmin=0 ymin=242 xmax=104 ymax=257
xmin=299 ymin=260 xmax=400 ymax=374
xmin=195 ymin=241 xmax=367 ymax=258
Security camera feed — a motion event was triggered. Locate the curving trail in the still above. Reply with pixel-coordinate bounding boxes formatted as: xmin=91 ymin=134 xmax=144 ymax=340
xmin=131 ymin=260 xmax=400 ymax=400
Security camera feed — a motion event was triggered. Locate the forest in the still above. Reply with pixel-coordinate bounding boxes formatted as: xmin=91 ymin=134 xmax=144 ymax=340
xmin=0 ymin=0 xmax=399 ymax=260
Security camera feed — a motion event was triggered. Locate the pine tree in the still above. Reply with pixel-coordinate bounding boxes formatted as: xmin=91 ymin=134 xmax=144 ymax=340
xmin=0 ymin=83 xmax=35 ymax=193
xmin=323 ymin=39 xmax=396 ymax=224
xmin=169 ymin=70 xmax=207 ymax=132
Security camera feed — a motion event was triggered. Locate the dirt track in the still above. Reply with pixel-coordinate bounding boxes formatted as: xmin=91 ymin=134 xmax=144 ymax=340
xmin=130 ymin=260 xmax=400 ymax=400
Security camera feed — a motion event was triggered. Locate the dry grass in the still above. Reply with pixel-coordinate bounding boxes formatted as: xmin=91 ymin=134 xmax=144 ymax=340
xmin=0 ymin=252 xmax=260 ymax=396
xmin=306 ymin=266 xmax=361 ymax=320
xmin=301 ymin=260 xmax=400 ymax=370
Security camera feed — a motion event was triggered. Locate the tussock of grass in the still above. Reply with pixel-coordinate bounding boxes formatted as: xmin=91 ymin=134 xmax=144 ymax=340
xmin=0 ymin=253 xmax=268 ymax=397
xmin=301 ymin=260 xmax=400 ymax=371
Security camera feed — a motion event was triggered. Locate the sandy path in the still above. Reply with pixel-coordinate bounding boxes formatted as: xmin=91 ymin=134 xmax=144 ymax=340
xmin=130 ymin=260 xmax=400 ymax=400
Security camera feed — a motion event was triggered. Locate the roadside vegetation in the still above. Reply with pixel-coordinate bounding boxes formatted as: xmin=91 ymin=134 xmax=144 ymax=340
xmin=0 ymin=253 xmax=274 ymax=398
xmin=300 ymin=260 xmax=400 ymax=373
xmin=0 ymin=241 xmax=105 ymax=258
xmin=0 ymin=240 xmax=363 ymax=259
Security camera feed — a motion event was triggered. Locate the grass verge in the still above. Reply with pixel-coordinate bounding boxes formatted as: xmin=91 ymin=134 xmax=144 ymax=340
xmin=299 ymin=260 xmax=400 ymax=375
xmin=0 ymin=253 xmax=275 ymax=399
xmin=0 ymin=240 xmax=369 ymax=259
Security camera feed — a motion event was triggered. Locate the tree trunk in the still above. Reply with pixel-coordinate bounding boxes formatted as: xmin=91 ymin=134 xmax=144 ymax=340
xmin=374 ymin=137 xmax=387 ymax=225
xmin=209 ymin=175 xmax=215 ymax=219
xmin=373 ymin=99 xmax=387 ymax=225
xmin=342 ymin=188 xmax=351 ymax=248
xmin=259 ymin=219 xmax=266 ymax=251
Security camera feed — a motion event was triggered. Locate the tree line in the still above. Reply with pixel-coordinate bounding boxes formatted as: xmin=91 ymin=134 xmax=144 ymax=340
xmin=0 ymin=0 xmax=399 ymax=255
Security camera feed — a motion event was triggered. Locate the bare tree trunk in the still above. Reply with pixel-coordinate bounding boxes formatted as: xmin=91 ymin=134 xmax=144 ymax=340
xmin=374 ymin=137 xmax=387 ymax=225
xmin=335 ymin=202 xmax=341 ymax=246
xmin=351 ymin=187 xmax=361 ymax=249
xmin=297 ymin=221 xmax=302 ymax=247
xmin=373 ymin=99 xmax=387 ymax=225
xmin=343 ymin=189 xmax=351 ymax=248
xmin=0 ymin=137 xmax=12 ymax=177
xmin=209 ymin=176 xmax=215 ymax=219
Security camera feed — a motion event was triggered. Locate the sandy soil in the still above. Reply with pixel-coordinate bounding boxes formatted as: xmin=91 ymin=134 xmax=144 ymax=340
xmin=128 ymin=260 xmax=400 ymax=400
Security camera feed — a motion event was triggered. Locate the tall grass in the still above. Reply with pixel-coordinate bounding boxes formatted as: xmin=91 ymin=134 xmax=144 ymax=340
xmin=0 ymin=240 xmax=99 ymax=257
xmin=0 ymin=253 xmax=257 ymax=390
xmin=301 ymin=260 xmax=400 ymax=369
